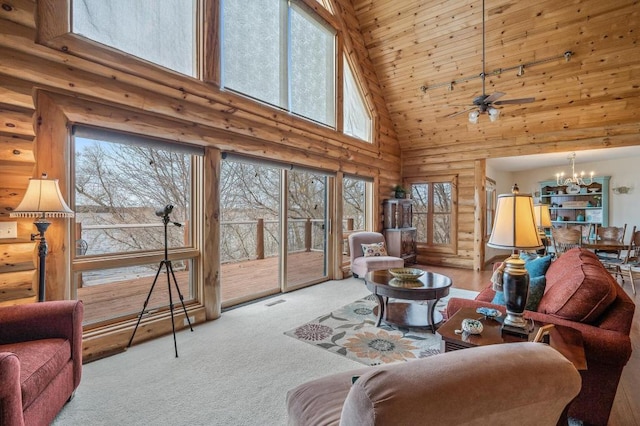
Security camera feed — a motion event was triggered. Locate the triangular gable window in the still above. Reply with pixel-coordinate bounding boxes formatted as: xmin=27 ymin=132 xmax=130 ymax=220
xmin=343 ymin=56 xmax=372 ymax=142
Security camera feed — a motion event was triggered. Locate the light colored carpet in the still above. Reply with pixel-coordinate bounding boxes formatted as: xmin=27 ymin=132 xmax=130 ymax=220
xmin=53 ymin=278 xmax=476 ymax=426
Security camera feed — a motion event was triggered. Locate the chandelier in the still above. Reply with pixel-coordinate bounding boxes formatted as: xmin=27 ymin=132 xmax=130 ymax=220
xmin=556 ymin=152 xmax=594 ymax=186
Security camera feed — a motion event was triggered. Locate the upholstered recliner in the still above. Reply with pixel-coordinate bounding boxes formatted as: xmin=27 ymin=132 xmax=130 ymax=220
xmin=0 ymin=300 xmax=84 ymax=426
xmin=348 ymin=232 xmax=404 ymax=278
xmin=287 ymin=342 xmax=582 ymax=426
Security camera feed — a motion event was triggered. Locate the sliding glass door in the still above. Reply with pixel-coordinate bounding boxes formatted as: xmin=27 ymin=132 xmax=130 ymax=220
xmin=285 ymin=169 xmax=328 ymax=289
xmin=220 ymin=160 xmax=282 ymax=306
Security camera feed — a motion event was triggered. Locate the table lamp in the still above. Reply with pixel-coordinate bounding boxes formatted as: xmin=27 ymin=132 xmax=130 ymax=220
xmin=487 ymin=184 xmax=543 ymax=335
xmin=10 ymin=173 xmax=74 ymax=302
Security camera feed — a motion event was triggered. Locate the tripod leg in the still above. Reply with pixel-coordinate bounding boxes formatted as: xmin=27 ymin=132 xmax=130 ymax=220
xmin=165 ymin=261 xmax=179 ymax=358
xmin=128 ymin=261 xmax=165 ymax=348
xmin=168 ymin=261 xmax=194 ymax=332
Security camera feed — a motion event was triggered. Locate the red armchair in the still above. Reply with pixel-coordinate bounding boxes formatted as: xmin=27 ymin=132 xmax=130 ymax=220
xmin=0 ymin=300 xmax=83 ymax=426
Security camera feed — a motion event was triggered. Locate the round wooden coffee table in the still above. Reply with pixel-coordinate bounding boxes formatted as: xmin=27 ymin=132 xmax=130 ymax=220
xmin=364 ymin=269 xmax=452 ymax=333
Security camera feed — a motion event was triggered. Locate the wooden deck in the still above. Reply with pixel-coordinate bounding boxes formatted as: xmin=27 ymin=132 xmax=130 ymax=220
xmin=79 ymin=251 xmax=327 ymax=325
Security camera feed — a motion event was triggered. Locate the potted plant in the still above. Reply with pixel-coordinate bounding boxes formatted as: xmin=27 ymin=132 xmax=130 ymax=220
xmin=393 ymin=185 xmax=407 ymax=199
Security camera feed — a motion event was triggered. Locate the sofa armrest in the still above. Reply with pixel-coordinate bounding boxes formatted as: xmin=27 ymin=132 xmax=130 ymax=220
xmin=0 ymin=352 xmax=25 ymax=426
xmin=0 ymin=301 xmax=83 ymax=344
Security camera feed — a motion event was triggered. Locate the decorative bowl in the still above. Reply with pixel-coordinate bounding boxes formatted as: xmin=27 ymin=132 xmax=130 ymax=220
xmin=389 ymin=278 xmax=423 ymax=288
xmin=588 ymin=188 xmax=598 ymax=193
xmin=388 ymin=268 xmax=425 ymax=281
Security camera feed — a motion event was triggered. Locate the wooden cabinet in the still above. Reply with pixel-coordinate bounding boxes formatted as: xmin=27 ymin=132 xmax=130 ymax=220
xmin=539 ymin=176 xmax=610 ymax=228
xmin=383 ymin=199 xmax=416 ymax=263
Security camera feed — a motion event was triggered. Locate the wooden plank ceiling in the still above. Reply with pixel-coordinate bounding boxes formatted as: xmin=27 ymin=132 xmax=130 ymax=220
xmin=351 ymin=0 xmax=639 ymax=155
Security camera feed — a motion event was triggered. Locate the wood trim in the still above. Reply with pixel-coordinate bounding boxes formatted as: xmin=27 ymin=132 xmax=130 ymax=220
xmin=34 ymin=91 xmax=72 ymax=300
xmin=203 ymin=0 xmax=220 ymax=86
xmin=203 ymin=147 xmax=221 ymax=320
xmin=473 ymin=159 xmax=486 ymax=271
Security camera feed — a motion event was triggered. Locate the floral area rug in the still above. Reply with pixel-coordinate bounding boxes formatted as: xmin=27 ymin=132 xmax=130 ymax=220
xmin=284 ymin=288 xmax=477 ymax=366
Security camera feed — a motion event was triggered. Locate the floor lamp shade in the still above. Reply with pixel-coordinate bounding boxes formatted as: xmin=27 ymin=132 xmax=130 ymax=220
xmin=487 ymin=185 xmax=542 ymax=332
xmin=10 ymin=174 xmax=74 ymax=302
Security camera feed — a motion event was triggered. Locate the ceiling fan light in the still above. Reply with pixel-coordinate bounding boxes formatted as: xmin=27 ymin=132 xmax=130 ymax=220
xmin=488 ymin=107 xmax=500 ymax=122
xmin=469 ymin=111 xmax=480 ymax=124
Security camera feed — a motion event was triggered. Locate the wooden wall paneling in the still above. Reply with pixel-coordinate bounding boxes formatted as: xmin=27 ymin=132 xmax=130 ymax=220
xmin=0 ymin=75 xmax=36 ymax=109
xmin=1 ymin=106 xmax=36 ymax=137
xmin=0 ymin=0 xmax=36 ymax=29
xmin=0 ymin=269 xmax=35 ymax=302
xmin=0 ymin=241 xmax=36 ymax=273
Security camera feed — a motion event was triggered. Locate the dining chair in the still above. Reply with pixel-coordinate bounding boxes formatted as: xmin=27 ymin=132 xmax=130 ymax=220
xmin=551 ymin=227 xmax=582 ymax=257
xmin=619 ymin=226 xmax=639 ymax=295
xmin=595 ymin=224 xmax=627 ymax=283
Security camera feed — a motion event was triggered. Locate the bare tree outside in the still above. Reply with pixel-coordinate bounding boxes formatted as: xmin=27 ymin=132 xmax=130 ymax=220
xmin=75 ymin=138 xmax=191 ymax=256
xmin=411 ymin=182 xmax=451 ymax=245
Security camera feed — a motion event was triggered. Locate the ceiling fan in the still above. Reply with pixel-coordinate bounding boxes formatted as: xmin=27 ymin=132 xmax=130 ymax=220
xmin=446 ymin=0 xmax=535 ymax=122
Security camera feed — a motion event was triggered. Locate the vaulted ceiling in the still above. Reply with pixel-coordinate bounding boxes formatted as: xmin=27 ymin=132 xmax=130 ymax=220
xmin=351 ymin=0 xmax=639 ymax=156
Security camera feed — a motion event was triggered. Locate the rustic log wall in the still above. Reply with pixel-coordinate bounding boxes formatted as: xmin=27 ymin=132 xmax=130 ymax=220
xmin=0 ymin=0 xmax=401 ymax=307
xmin=353 ymin=0 xmax=640 ymax=269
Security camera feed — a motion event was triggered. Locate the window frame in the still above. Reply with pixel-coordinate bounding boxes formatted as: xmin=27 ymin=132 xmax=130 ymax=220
xmin=407 ymin=176 xmax=458 ymax=254
xmin=70 ymin=126 xmax=203 ymax=329
xmin=220 ymin=0 xmax=337 ymax=127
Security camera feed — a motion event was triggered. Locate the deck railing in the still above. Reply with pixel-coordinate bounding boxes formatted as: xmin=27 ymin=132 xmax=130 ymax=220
xmin=76 ymin=218 xmax=357 ymax=264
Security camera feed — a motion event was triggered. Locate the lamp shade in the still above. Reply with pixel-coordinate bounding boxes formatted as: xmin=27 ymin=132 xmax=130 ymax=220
xmin=488 ymin=186 xmax=542 ymax=250
xmin=533 ymin=204 xmax=552 ymax=228
xmin=10 ymin=174 xmax=74 ymax=218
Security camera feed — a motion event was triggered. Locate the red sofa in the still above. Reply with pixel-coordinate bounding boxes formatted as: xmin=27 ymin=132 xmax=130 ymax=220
xmin=0 ymin=300 xmax=83 ymax=426
xmin=446 ymin=248 xmax=635 ymax=426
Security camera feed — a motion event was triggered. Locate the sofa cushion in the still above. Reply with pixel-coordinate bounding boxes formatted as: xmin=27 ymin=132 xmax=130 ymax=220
xmin=0 ymin=338 xmax=71 ymax=409
xmin=538 ymin=248 xmax=618 ymax=323
xmin=361 ymin=242 xmax=388 ymax=257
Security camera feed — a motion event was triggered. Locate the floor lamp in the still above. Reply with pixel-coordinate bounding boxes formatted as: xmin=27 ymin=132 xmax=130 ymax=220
xmin=10 ymin=173 xmax=74 ymax=302
xmin=487 ymin=184 xmax=543 ymax=336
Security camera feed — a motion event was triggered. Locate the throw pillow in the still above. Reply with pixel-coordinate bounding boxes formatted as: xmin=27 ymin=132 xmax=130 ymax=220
xmin=522 ymin=254 xmax=552 ymax=278
xmin=491 ymin=276 xmax=547 ymax=312
xmin=361 ymin=242 xmax=388 ymax=257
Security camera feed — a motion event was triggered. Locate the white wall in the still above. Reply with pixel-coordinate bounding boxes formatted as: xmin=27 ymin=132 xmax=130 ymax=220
xmin=492 ymin=156 xmax=640 ymax=244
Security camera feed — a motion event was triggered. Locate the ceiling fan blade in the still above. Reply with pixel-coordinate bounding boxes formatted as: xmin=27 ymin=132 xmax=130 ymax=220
xmin=493 ymin=97 xmax=536 ymax=105
xmin=444 ymin=107 xmax=476 ymax=118
xmin=483 ymin=92 xmax=506 ymax=104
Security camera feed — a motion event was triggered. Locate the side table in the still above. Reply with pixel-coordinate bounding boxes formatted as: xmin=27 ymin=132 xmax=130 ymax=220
xmin=437 ymin=307 xmax=587 ymax=370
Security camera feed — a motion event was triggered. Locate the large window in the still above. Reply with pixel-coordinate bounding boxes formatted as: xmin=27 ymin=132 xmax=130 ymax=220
xmin=410 ymin=178 xmax=457 ymax=252
xmin=221 ymin=0 xmax=336 ymax=126
xmin=72 ymin=126 xmax=203 ymax=326
xmin=343 ymin=57 xmax=372 ymax=142
xmin=72 ymin=0 xmax=197 ymax=76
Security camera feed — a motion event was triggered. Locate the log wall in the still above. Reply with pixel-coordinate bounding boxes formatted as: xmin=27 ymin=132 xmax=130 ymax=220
xmin=0 ymin=0 xmax=400 ymax=308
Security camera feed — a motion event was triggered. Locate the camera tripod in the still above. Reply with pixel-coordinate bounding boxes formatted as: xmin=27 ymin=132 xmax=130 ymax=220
xmin=127 ymin=208 xmax=193 ymax=357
